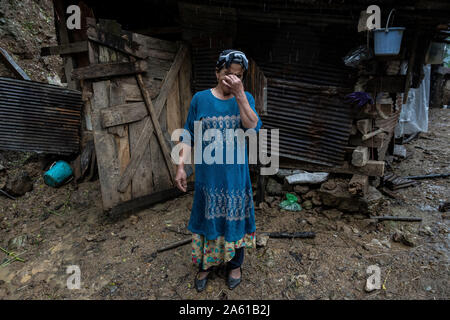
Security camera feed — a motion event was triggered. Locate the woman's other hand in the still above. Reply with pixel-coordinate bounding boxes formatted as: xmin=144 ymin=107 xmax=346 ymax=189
xmin=175 ymin=167 xmax=187 ymax=192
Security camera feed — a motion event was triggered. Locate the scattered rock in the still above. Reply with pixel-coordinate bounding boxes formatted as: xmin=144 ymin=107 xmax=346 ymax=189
xmin=129 ymin=215 xmax=139 ymax=225
xmin=304 ymin=190 xmax=317 ymax=199
xmin=393 ymin=144 xmax=407 ymax=158
xmin=392 ymin=231 xmax=403 ymax=243
xmin=305 ymin=217 xmax=316 ymax=225
xmin=266 ymin=178 xmax=283 ymax=196
xmin=8 ymin=235 xmax=27 ymax=250
xmin=302 ymin=200 xmax=313 ymax=210
xmin=322 ymin=209 xmax=343 ymax=220
xmin=5 ymin=171 xmax=33 ymax=196
xmin=370 ymin=238 xmax=383 ymax=247
xmin=319 ymin=180 xmax=369 ymax=213
xmin=311 ymin=195 xmax=322 ymax=206
xmin=55 ymin=219 xmax=65 ymax=229
xmin=401 ymin=233 xmax=417 ymax=247
xmin=258 ymin=202 xmax=270 ymax=211
xmin=256 ymin=235 xmax=269 ymax=247
xmin=380 ymin=239 xmax=391 ymax=249
xmin=322 ymin=180 xmax=337 ymax=190
xmin=308 ymin=249 xmax=318 ymax=260
xmin=341 ymin=225 xmax=352 ymax=236
xmin=419 ymin=226 xmax=433 ymax=236
xmin=293 ymin=185 xmax=310 ymax=194
xmin=270 ymin=198 xmax=281 ymax=208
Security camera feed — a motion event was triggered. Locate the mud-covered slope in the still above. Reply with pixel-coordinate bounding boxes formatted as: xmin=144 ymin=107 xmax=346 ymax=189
xmin=0 ymin=0 xmax=62 ymax=82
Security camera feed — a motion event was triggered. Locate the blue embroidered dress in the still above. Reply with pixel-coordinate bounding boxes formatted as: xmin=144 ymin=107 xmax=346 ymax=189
xmin=181 ymin=88 xmax=262 ymax=270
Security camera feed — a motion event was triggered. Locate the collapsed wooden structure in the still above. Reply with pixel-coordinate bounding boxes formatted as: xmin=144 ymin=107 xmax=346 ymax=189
xmin=38 ymin=0 xmax=449 ymax=213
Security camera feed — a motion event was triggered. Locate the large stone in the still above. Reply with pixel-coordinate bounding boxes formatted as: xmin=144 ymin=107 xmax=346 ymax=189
xmin=319 ymin=179 xmax=368 ymax=213
xmin=5 ymin=171 xmax=33 ymax=196
xmin=294 ymin=185 xmax=310 ymax=194
xmin=266 ymin=178 xmax=283 ymax=196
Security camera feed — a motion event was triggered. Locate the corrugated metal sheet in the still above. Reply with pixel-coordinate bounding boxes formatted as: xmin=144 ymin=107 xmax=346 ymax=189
xmin=0 ymin=77 xmax=82 ymax=155
xmin=182 ymin=3 xmax=359 ymax=166
xmin=238 ymin=21 xmax=356 ymax=166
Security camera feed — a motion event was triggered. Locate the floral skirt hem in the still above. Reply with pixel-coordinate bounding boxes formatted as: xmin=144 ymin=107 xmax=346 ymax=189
xmin=192 ymin=231 xmax=256 ymax=270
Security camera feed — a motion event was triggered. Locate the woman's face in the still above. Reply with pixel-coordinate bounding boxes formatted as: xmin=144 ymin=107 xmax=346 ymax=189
xmin=215 ymin=63 xmax=244 ymax=95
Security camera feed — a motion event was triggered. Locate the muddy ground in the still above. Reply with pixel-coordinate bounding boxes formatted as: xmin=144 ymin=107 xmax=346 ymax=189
xmin=0 ymin=108 xmax=449 ymax=300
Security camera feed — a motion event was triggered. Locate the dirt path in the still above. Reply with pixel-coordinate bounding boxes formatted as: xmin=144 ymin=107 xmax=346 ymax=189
xmin=0 ymin=108 xmax=448 ymax=300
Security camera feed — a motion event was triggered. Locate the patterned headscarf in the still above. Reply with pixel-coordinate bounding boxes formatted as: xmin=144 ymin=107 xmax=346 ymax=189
xmin=216 ymin=49 xmax=249 ymax=72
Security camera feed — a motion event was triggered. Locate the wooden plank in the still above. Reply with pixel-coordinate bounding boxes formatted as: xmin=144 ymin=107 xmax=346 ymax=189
xmin=110 ymin=182 xmax=195 ymax=216
xmin=117 ymin=44 xmax=188 ymax=192
xmin=72 ymin=60 xmax=147 ymax=80
xmin=109 ymin=78 xmax=132 ymax=202
xmin=178 ymin=49 xmax=192 ymax=126
xmin=136 ymin=73 xmax=176 ymax=186
xmin=349 ymin=133 xmax=386 ymax=148
xmin=131 ymin=32 xmax=178 ymax=54
xmin=41 ymin=41 xmax=88 ymax=56
xmin=151 ymin=105 xmax=172 ymax=191
xmin=129 ymin=113 xmax=153 ymax=198
xmin=91 ymin=80 xmax=121 ymax=210
xmin=87 ymin=25 xmax=146 ymax=59
xmin=166 ymin=76 xmax=182 ymax=136
xmin=101 ymin=102 xmax=147 ymax=128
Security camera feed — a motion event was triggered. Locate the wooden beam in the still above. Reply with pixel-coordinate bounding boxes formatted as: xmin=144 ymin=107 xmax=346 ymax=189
xmin=117 ymin=44 xmax=188 ymax=192
xmin=136 ymin=73 xmax=177 ymax=186
xmin=41 ymin=41 xmax=89 ymax=56
xmin=280 ymin=158 xmax=385 ymax=177
xmin=86 ymin=25 xmax=147 ymax=59
xmin=110 ymin=182 xmax=194 ymax=216
xmin=72 ymin=60 xmax=147 ymax=80
xmin=101 ymin=102 xmax=147 ymax=128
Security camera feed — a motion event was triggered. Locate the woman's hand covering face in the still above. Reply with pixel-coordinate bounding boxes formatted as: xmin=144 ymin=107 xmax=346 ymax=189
xmin=222 ymin=74 xmax=244 ymax=96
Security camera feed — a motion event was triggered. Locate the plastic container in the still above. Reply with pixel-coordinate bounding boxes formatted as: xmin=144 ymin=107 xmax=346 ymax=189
xmin=373 ymin=9 xmax=405 ymax=56
xmin=44 ymin=160 xmax=73 ymax=187
xmin=425 ymin=42 xmax=447 ymax=64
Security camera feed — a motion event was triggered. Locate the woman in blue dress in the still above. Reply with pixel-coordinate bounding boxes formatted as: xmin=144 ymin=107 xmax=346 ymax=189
xmin=175 ymin=49 xmax=262 ymax=292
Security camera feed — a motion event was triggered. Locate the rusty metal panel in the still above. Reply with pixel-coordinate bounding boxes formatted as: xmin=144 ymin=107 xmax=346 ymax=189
xmin=0 ymin=77 xmax=82 ymax=155
xmin=235 ymin=21 xmax=356 ymax=166
xmin=261 ymin=78 xmax=352 ymax=166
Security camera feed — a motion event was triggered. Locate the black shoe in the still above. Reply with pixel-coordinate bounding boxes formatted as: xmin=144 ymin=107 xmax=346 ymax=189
xmin=194 ymin=271 xmax=210 ymax=292
xmin=227 ymin=266 xmax=242 ymax=290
